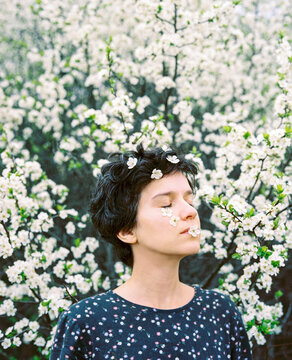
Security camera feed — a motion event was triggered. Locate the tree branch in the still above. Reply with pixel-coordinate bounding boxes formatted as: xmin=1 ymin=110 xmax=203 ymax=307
xmin=275 ymin=203 xmax=292 ymax=217
xmin=201 ymin=230 xmax=239 ymax=289
xmin=247 ymin=156 xmax=267 ymax=202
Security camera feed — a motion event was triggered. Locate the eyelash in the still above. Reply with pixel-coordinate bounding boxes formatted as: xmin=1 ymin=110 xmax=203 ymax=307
xmin=162 ymin=202 xmax=194 ymax=209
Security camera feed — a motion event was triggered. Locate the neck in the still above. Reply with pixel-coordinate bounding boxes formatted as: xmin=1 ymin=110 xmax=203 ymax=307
xmin=115 ymin=251 xmax=193 ymax=309
xmin=131 ymin=255 xmax=181 ymax=291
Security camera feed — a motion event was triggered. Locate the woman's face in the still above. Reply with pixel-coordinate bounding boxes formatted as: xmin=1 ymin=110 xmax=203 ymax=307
xmin=132 ymin=171 xmax=200 ymax=258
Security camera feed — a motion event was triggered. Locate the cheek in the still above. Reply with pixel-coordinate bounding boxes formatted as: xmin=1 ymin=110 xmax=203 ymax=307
xmin=137 ymin=210 xmax=174 ymax=233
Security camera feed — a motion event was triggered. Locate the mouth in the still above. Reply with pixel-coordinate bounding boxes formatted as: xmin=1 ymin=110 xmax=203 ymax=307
xmin=180 ymin=227 xmax=190 ymax=234
xmin=180 ymin=225 xmax=201 ymax=237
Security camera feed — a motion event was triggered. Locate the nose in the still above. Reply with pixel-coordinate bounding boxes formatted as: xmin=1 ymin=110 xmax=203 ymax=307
xmin=179 ymin=201 xmax=198 ymax=221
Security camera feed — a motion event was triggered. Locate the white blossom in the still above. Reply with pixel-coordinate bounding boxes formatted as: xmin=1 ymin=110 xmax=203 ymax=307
xmin=151 ymin=169 xmax=163 ymax=180
xmin=2 ymin=338 xmax=11 ymax=349
xmin=169 ymin=216 xmax=180 ymax=227
xmin=65 ymin=222 xmax=75 ymax=235
xmin=166 ymin=155 xmax=180 ymax=164
xmin=0 ymin=299 xmax=16 ymax=316
xmin=127 ymin=157 xmax=137 ymax=169
xmin=161 ymin=208 xmax=173 ymax=217
xmin=13 ymin=337 xmax=21 ymax=347
xmin=188 ymin=225 xmax=201 ymax=237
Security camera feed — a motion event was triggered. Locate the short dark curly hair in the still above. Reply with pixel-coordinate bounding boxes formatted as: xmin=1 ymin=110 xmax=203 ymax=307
xmin=89 ymin=145 xmax=198 ymax=268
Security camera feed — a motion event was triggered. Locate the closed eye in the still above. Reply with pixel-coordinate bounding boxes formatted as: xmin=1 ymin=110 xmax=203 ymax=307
xmin=162 ymin=202 xmax=194 ymax=208
xmin=162 ymin=204 xmax=172 ymax=208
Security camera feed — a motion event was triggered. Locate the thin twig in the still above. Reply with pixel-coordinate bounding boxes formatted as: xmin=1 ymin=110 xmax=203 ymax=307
xmin=247 ymin=156 xmax=267 ymax=202
xmin=201 ymin=230 xmax=239 ymax=288
xmin=275 ymin=203 xmax=292 ymax=217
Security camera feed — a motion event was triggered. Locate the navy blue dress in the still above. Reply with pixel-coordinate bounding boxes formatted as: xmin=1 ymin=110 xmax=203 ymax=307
xmin=50 ymin=284 xmax=253 ymax=359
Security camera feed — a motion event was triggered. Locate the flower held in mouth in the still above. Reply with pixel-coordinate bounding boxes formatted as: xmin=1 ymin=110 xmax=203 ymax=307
xmin=188 ymin=225 xmax=201 ymax=237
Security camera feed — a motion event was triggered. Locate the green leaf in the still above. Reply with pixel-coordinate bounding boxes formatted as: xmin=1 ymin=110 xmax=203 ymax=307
xmin=19 ymin=207 xmax=28 ymax=221
xmin=68 ymin=160 xmax=82 ymax=170
xmin=6 ymin=329 xmax=17 ymax=338
xmin=232 ymin=253 xmax=242 ymax=260
xmin=228 ymin=204 xmax=235 ymax=212
xmin=56 ymin=204 xmax=66 ymax=211
xmin=265 ymin=251 xmax=272 ymax=259
xmin=243 ymin=131 xmax=251 ymax=139
xmin=20 ymin=271 xmax=27 ymax=282
xmin=275 ymin=290 xmax=283 ymax=299
xmin=41 ymin=299 xmax=52 ymax=307
xmin=221 ymin=220 xmax=229 ymax=227
xmin=277 ymin=193 xmax=287 ymax=202
xmin=83 ymin=138 xmax=90 ymax=147
xmin=223 ymin=125 xmax=232 ymax=133
xmin=285 ymin=123 xmax=292 ymax=136
xmin=263 ymin=133 xmax=271 ymax=146
xmin=74 ymin=238 xmax=81 ymax=247
xmin=245 ymin=207 xmax=255 ymax=218
xmin=210 ymin=195 xmax=221 ymax=205
xmin=222 ymin=199 xmax=229 ymax=207
xmin=259 ymin=319 xmax=272 ymax=334
xmin=64 ymin=263 xmax=73 ymax=274
xmin=273 ymin=217 xmax=280 ymax=229
xmin=257 ymin=246 xmax=272 ymax=259
xmin=218 ymin=277 xmax=224 ymax=285
xmin=280 ymin=249 xmax=288 ymax=259
xmin=271 ymin=260 xmax=280 ymax=268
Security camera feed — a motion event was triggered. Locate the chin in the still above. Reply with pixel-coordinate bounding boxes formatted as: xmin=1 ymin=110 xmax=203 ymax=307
xmin=180 ymin=243 xmax=200 ymax=256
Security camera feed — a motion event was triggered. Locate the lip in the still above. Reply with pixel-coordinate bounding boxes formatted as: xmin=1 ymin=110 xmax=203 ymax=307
xmin=180 ymin=227 xmax=191 ymax=234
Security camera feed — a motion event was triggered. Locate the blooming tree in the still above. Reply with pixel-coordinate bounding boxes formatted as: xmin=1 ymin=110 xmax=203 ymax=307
xmin=0 ymin=0 xmax=291 ymax=358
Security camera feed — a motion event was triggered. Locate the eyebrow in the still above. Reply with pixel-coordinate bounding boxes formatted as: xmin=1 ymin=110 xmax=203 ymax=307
xmin=151 ymin=190 xmax=193 ymax=200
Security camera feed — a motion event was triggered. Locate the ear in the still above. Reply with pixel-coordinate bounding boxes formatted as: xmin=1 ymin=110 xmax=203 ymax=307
xmin=117 ymin=228 xmax=137 ymax=244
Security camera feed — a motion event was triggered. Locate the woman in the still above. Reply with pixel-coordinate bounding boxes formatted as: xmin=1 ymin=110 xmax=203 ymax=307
xmin=50 ymin=145 xmax=252 ymax=359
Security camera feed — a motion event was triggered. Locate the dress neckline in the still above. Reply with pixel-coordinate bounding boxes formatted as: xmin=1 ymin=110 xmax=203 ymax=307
xmin=108 ymin=284 xmax=200 ymax=313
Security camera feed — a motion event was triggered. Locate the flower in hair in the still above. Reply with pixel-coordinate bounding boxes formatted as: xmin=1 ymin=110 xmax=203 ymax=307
xmin=151 ymin=168 xmax=163 ymax=179
xmin=188 ymin=225 xmax=201 ymax=237
xmin=166 ymin=155 xmax=180 ymax=164
xmin=162 ymin=144 xmax=171 ymax=152
xmin=169 ymin=215 xmax=180 ymax=227
xmin=127 ymin=157 xmax=137 ymax=169
xmin=161 ymin=208 xmax=173 ymax=217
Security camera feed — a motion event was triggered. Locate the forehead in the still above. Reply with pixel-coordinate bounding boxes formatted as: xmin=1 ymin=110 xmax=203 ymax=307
xmin=140 ymin=172 xmax=192 ymax=200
